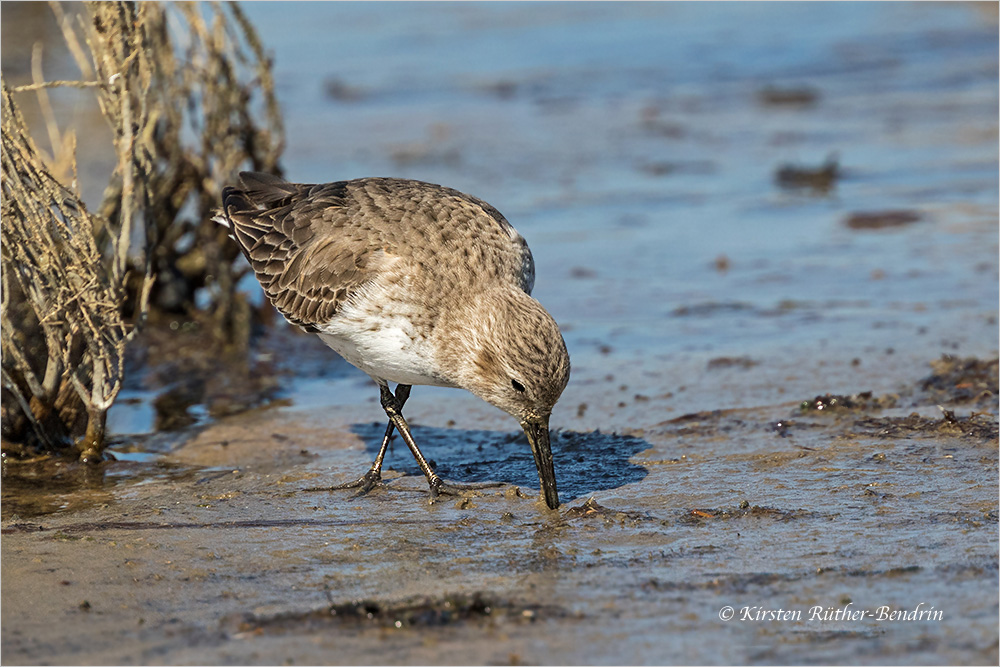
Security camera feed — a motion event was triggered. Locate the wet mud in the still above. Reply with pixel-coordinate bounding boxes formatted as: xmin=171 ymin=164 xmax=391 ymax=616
xmin=3 ymin=351 xmax=996 ymax=664
xmin=3 ymin=2 xmax=998 ymax=665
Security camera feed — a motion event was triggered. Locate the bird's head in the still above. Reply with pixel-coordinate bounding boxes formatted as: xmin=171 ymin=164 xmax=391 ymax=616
xmin=442 ymin=288 xmax=570 ymax=509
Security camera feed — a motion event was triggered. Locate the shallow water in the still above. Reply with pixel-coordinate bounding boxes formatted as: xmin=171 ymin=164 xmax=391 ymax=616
xmin=242 ymin=0 xmax=997 ymax=419
xmin=3 ymin=2 xmax=998 ymax=665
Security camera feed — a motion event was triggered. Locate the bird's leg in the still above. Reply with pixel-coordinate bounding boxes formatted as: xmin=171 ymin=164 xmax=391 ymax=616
xmin=365 ymin=383 xmax=411 ymax=486
xmin=315 ymin=383 xmax=500 ymax=501
xmin=321 ymin=383 xmax=411 ymax=493
xmin=377 ymin=383 xmax=445 ymax=497
xmin=379 ymin=385 xmax=505 ymax=500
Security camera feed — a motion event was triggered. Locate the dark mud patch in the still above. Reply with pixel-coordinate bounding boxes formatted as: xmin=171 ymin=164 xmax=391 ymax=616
xmin=636 ymin=159 xmax=716 ymax=177
xmin=640 ymin=570 xmax=807 ymax=595
xmin=843 ymin=209 xmax=922 ymax=230
xmin=851 ymin=411 xmax=998 ymax=441
xmin=323 ymin=76 xmax=366 ymax=102
xmin=774 ymin=155 xmax=840 ymax=194
xmin=756 ymin=84 xmax=820 ymax=108
xmin=769 ymin=418 xmax=825 ymax=438
xmin=348 ymin=424 xmax=649 ymax=502
xmin=707 ymin=356 xmax=759 ymax=370
xmin=671 ymin=301 xmax=755 ymax=317
xmin=638 ymin=561 xmax=995 ymax=598
xmin=654 ymin=409 xmax=762 ymax=440
xmin=224 ymin=592 xmax=573 ymax=635
xmin=662 ymin=409 xmax=730 ymax=426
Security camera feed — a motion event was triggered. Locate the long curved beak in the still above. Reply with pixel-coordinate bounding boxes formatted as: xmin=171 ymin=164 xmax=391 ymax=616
xmin=522 ymin=417 xmax=559 ymax=509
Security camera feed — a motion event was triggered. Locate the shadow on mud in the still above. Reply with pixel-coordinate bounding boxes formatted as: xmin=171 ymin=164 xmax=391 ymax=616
xmin=350 ymin=423 xmax=649 ymax=502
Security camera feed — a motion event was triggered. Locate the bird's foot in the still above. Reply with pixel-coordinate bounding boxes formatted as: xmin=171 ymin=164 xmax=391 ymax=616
xmin=426 ymin=476 xmax=505 ymax=503
xmin=304 ymin=469 xmax=384 ymax=495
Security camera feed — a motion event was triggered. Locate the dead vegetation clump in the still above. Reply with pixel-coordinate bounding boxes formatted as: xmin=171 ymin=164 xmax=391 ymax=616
xmin=799 ymin=391 xmax=899 ymax=413
xmin=917 ymin=355 xmax=998 ymax=406
xmin=1 ymin=81 xmax=129 ymax=457
xmin=1 ymin=2 xmax=284 ymax=458
xmin=852 ymin=411 xmax=998 ymax=442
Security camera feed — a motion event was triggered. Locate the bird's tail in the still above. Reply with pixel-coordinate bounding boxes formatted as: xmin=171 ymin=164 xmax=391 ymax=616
xmin=212 ymin=171 xmax=297 ymax=230
xmin=234 ymin=171 xmax=298 ymax=206
xmin=210 ymin=209 xmax=231 ymax=228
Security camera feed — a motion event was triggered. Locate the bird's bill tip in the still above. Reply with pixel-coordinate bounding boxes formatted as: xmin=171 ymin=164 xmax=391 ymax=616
xmin=522 ymin=418 xmax=559 ymax=510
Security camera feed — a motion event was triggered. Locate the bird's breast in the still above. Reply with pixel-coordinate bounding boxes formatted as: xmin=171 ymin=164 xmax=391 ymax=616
xmin=314 ymin=279 xmax=454 ymax=388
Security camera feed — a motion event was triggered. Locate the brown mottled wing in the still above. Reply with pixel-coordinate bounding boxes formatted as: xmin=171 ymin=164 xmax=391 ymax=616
xmin=220 ymin=172 xmax=377 ymax=333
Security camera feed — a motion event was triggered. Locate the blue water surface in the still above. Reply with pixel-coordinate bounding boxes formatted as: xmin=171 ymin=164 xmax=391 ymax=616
xmin=237 ymin=1 xmax=997 ymax=404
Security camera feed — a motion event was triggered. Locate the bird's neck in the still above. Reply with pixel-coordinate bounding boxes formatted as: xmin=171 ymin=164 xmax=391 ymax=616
xmin=433 ymin=286 xmax=530 ymax=387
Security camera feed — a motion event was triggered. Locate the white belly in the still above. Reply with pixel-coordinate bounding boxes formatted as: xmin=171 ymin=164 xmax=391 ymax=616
xmin=311 ymin=258 xmax=459 ymax=387
xmin=317 ymin=327 xmax=449 ymax=387
xmin=315 ymin=289 xmax=452 ymax=388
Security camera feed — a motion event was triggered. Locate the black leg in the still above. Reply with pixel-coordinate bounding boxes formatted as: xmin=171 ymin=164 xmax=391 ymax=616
xmin=308 ymin=383 xmax=411 ymax=493
xmin=377 ymin=383 xmax=444 ymax=496
xmin=311 ymin=382 xmax=502 ymax=501
xmin=379 ymin=384 xmax=504 ymax=500
xmin=366 ymin=383 xmax=411 ymax=482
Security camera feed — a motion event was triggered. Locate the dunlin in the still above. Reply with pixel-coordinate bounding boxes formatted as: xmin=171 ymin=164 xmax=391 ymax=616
xmin=214 ymin=172 xmax=570 ymax=508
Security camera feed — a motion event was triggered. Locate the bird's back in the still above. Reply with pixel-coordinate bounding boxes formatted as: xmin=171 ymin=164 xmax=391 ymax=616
xmin=216 ymin=172 xmax=536 ymax=333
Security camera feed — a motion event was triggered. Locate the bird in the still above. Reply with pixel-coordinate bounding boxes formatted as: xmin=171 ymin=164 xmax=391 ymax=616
xmin=213 ymin=172 xmax=571 ymax=509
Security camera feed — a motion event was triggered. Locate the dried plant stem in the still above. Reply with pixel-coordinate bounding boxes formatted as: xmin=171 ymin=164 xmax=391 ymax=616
xmin=1 ymin=1 xmax=285 ymax=456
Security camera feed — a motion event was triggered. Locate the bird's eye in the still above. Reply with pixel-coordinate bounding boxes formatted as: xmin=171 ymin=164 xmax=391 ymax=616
xmin=511 ymin=379 xmax=526 ymax=393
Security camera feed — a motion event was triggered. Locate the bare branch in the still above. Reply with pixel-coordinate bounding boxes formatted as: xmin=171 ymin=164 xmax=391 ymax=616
xmin=11 ymin=80 xmax=105 ymax=92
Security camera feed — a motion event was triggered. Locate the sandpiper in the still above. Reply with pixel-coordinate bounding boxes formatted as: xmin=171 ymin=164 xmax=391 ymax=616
xmin=214 ymin=172 xmax=570 ymax=508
